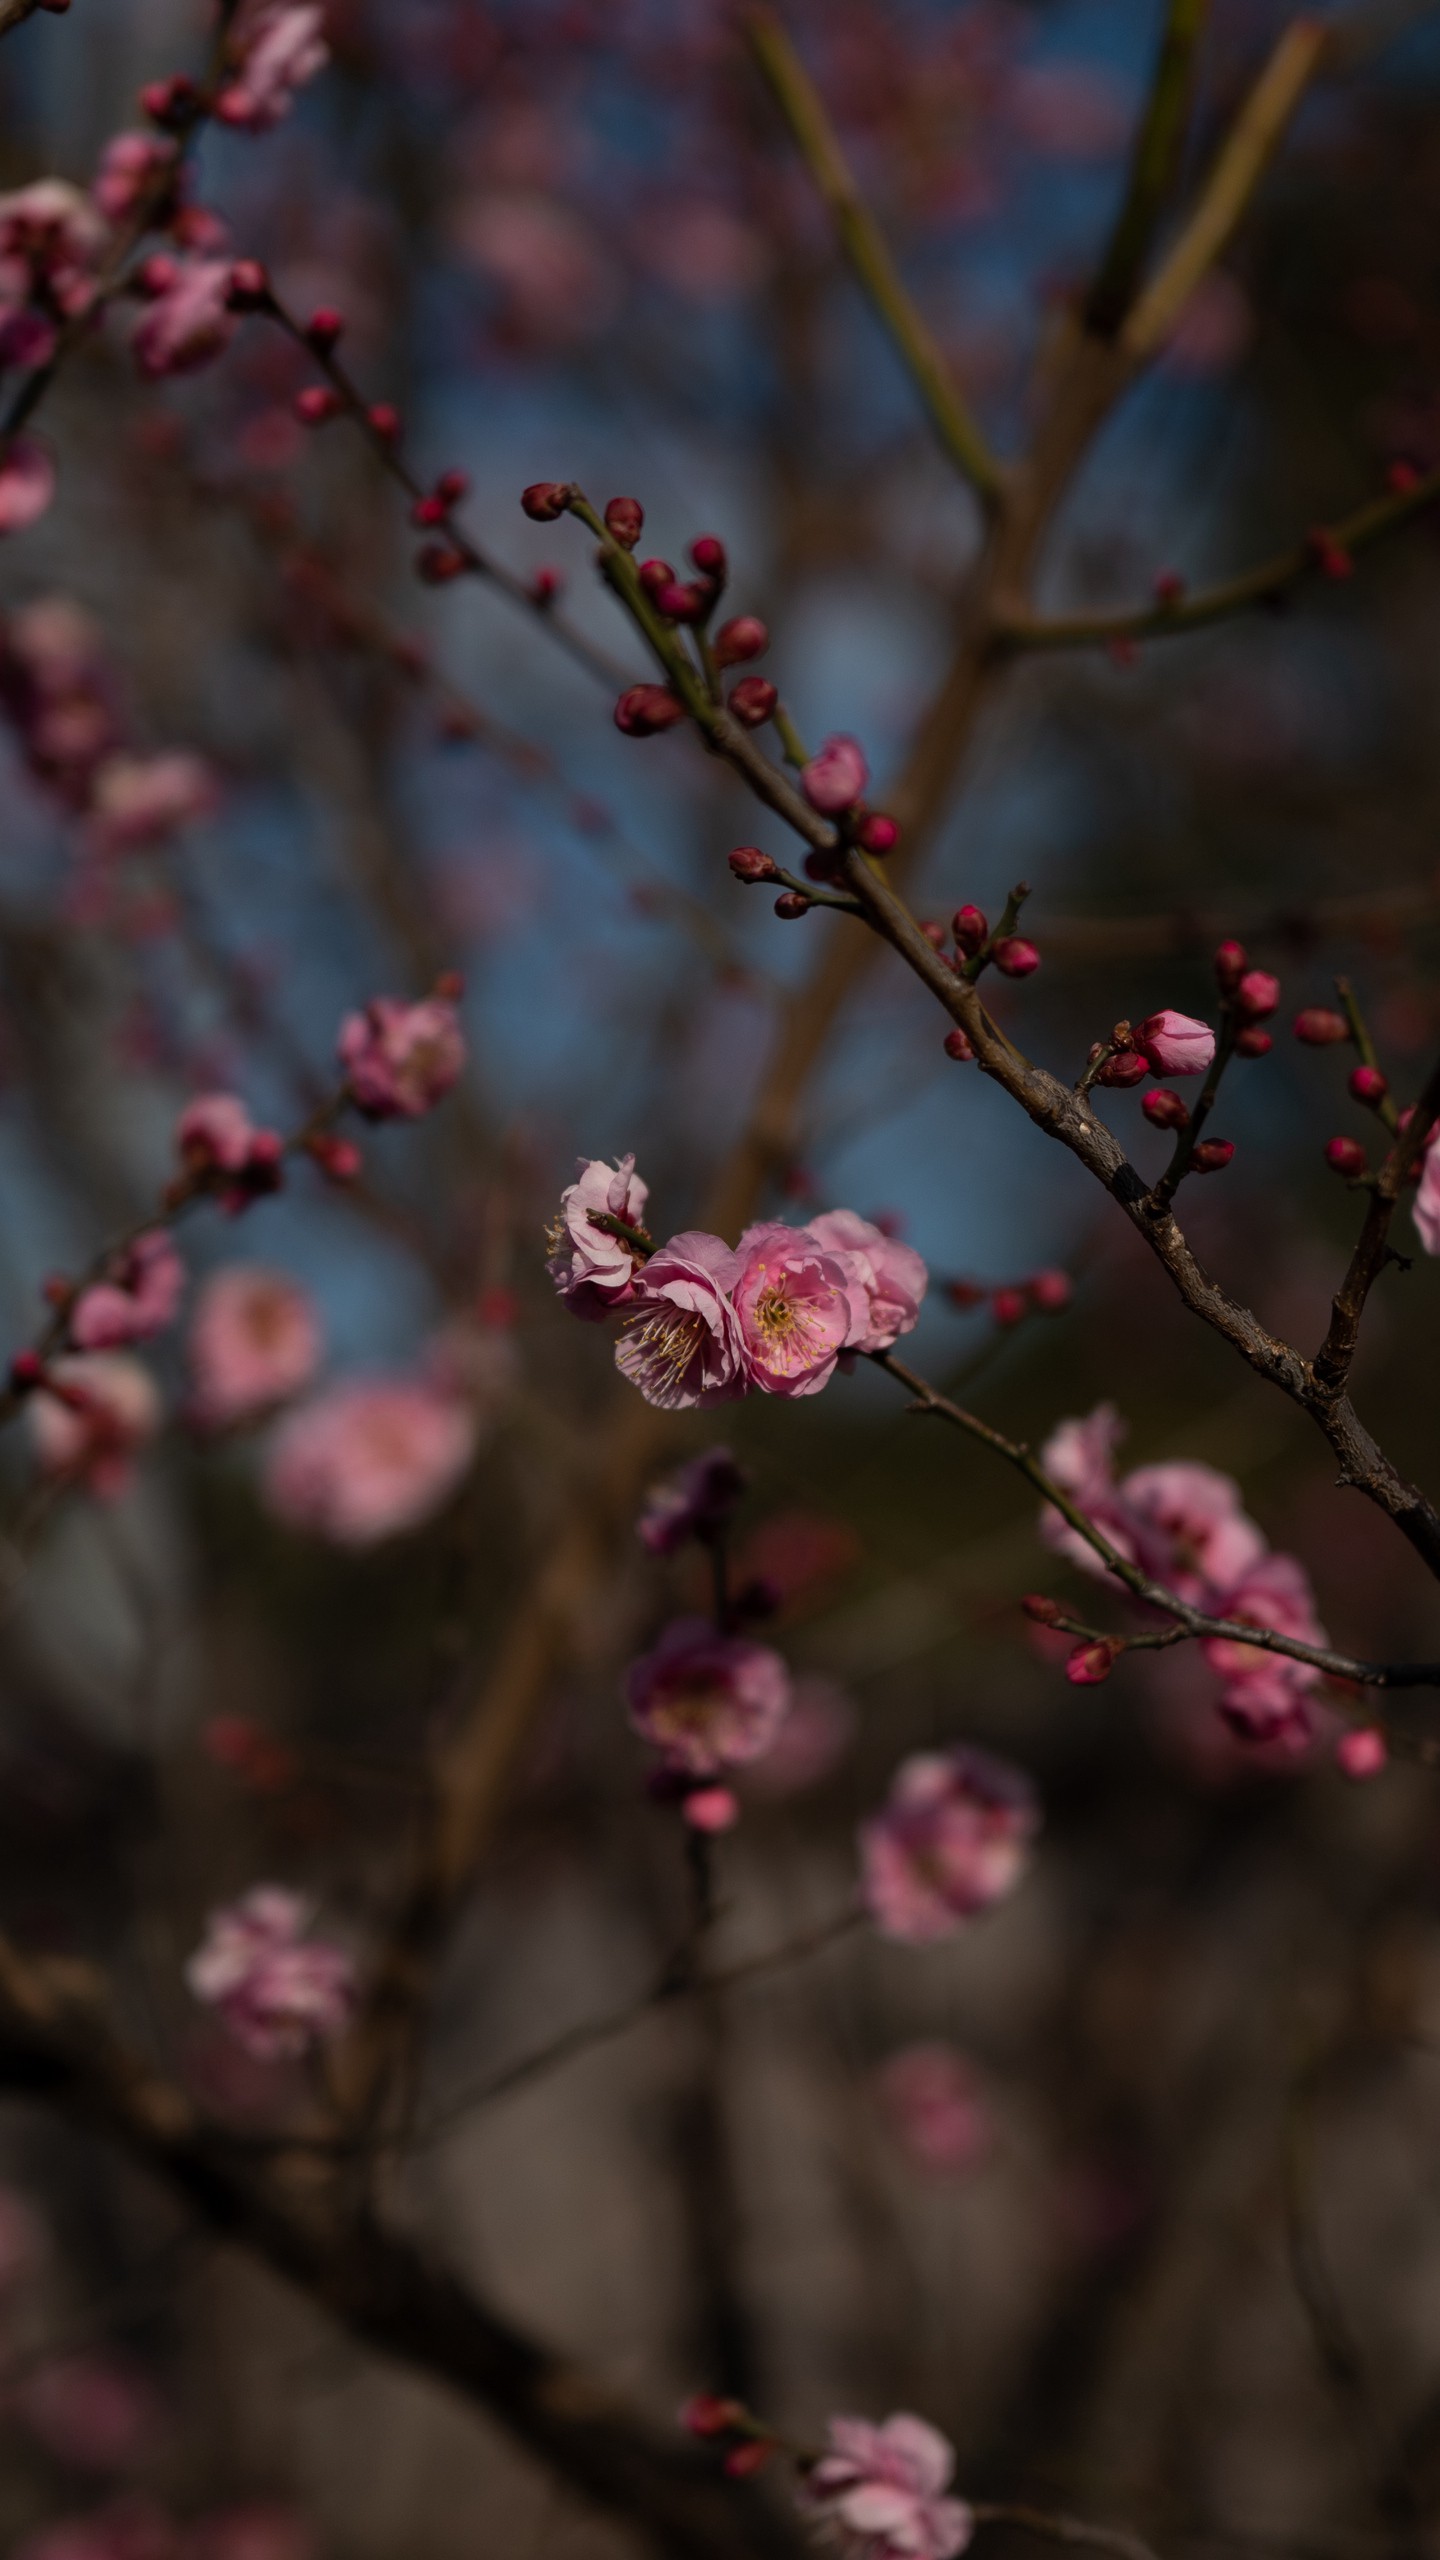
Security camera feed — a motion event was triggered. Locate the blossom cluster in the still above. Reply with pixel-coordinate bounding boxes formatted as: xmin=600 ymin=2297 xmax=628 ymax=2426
xmin=800 ymin=2414 xmax=973 ymax=2560
xmin=185 ymin=1886 xmax=354 ymax=2061
xmin=1038 ymin=1405 xmax=1328 ymax=1746
xmin=547 ymin=1158 xmax=927 ymax=1407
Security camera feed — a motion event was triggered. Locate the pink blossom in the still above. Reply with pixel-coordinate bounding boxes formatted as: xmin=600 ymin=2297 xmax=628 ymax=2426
xmin=626 ymin=1616 xmax=791 ymax=1777
xmin=800 ymin=2413 xmax=972 ymax=2560
xmin=132 ymin=260 xmax=237 ymax=380
xmin=800 ymin=734 xmax=869 ymax=815
xmin=876 ymin=2044 xmax=991 ymax=2176
xmin=176 ymin=1091 xmax=256 ymax=1176
xmin=1202 ymin=1550 xmax=1326 ymax=1749
xmin=188 ymin=1267 xmax=322 ymax=1427
xmin=860 ymin=1745 xmax=1039 ymax=1944
xmin=452 ymin=192 xmax=619 ymax=347
xmin=806 ymin=1209 xmax=928 ymax=1354
xmin=216 ymin=1 xmax=329 ymax=132
xmin=88 ymin=751 xmax=218 ymax=851
xmin=732 ymin=1220 xmax=870 ymax=1397
xmin=614 ymin=1230 xmax=748 ymax=1410
xmin=636 ymin=1445 xmax=745 ymax=1553
xmin=265 ymin=1376 xmax=477 ymax=1544
xmin=1413 ymin=1131 xmax=1440 ymax=1254
xmin=70 ymin=1230 xmax=185 ymax=1350
xmin=1337 ymin=1726 xmax=1387 ymax=1780
xmin=0 ymin=179 xmax=103 ymax=324
xmin=92 ymin=133 xmax=179 ymax=225
xmin=17 ymin=2354 xmax=162 ymax=2472
xmin=740 ymin=1672 xmax=855 ymax=1798
xmin=0 ymin=436 xmax=55 ymax=534
xmin=1132 ymin=1010 xmax=1216 ymax=1077
xmin=185 ymin=1886 xmax=355 ymax=2060
xmin=28 ymin=1353 xmax=161 ymax=1497
xmin=1039 ymin=1406 xmax=1265 ymax=1601
xmin=547 ymin=1152 xmax=650 ymax=1318
xmin=338 ymin=993 xmax=465 ymax=1119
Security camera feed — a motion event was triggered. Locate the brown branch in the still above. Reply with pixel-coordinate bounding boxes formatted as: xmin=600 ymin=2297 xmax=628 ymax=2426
xmin=1313 ymin=1050 xmax=1440 ymax=1399
xmin=1084 ymin=0 xmax=1212 ymax=338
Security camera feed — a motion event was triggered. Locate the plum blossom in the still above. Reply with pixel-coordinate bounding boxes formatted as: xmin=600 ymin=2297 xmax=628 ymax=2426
xmin=732 ymin=1220 xmax=870 ymax=1397
xmin=546 ymin=1152 xmax=650 ymax=1318
xmin=452 ymin=192 xmax=619 ymax=348
xmin=0 ymin=596 xmax=119 ymax=793
xmin=92 ymin=133 xmax=179 ymax=225
xmin=188 ymin=1267 xmax=322 ymax=1427
xmin=70 ymin=1230 xmax=184 ymax=1350
xmin=800 ymin=2413 xmax=972 ymax=2560
xmin=88 ymin=751 xmax=218 ymax=851
xmin=615 ymin=1231 xmax=748 ymax=1410
xmin=17 ymin=2354 xmax=162 ymax=2472
xmin=1201 ymin=1550 xmax=1326 ymax=1748
xmin=740 ymin=1672 xmax=856 ymax=1797
xmin=28 ymin=1354 xmax=161 ymax=1497
xmin=1414 ymin=1130 xmax=1440 ymax=1255
xmin=338 ymin=993 xmax=465 ymax=1119
xmin=216 ymin=1 xmax=330 ymax=132
xmin=1132 ymin=1010 xmax=1216 ymax=1077
xmin=861 ymin=1746 xmax=1039 ymax=1944
xmin=0 ymin=437 xmax=55 ymax=535
xmin=185 ymin=1886 xmax=354 ymax=2060
xmin=876 ymin=2044 xmax=991 ymax=2176
xmin=0 ymin=180 xmax=104 ymax=368
xmin=264 ymin=1376 xmax=477 ymax=1544
xmin=636 ymin=1445 xmax=745 ymax=1554
xmin=132 ymin=260 xmax=237 ymax=379
xmin=626 ymin=1616 xmax=791 ymax=1777
xmin=800 ymin=734 xmax=869 ymax=815
xmin=807 ymin=1209 xmax=928 ymax=1354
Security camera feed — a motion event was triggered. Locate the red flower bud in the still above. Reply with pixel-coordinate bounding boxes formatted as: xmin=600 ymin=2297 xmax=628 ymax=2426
xmin=713 ymin=614 xmax=768 ymax=668
xmin=991 ymin=1287 xmax=1027 ymax=1328
xmin=1142 ymin=1087 xmax=1189 ymax=1131
xmin=436 ymin=468 xmax=469 ymax=504
xmin=1349 ymin=1063 xmax=1388 ymax=1106
xmin=728 ymin=846 xmax=778 ymax=883
xmin=724 ymin=2443 xmax=771 ymax=2479
xmin=604 ymin=495 xmax=644 ymax=548
xmin=728 ymin=676 xmax=777 ymax=727
xmin=1234 ymin=1026 xmax=1273 ymax=1058
xmin=521 ymin=481 xmax=570 ymax=521
xmin=857 ymin=812 xmax=899 ymax=855
xmin=1293 ymin=1006 xmax=1350 ymax=1045
xmin=411 ymin=493 xmax=446 ymax=528
xmin=774 ymin=890 xmax=809 ymax=920
xmin=307 ymin=1132 xmax=362 ymax=1183
xmin=942 ymin=1028 xmax=976 ymax=1062
xmin=1192 ymin=1138 xmax=1235 ymax=1171
xmin=951 ymin=905 xmax=987 ymax=956
xmin=8 ymin=1350 xmax=43 ymax=1391
xmin=1095 ymin=1051 xmax=1148 ymax=1087
xmin=305 ymin=306 xmax=344 ymax=351
xmin=294 ymin=385 xmax=343 ymax=426
xmin=1325 ymin=1135 xmax=1368 ymax=1178
xmin=416 ymin=543 xmax=465 ymax=584
xmin=136 ymin=253 xmax=178 ymax=297
xmin=141 ymin=74 xmax=199 ymax=128
xmin=652 ymin=579 xmax=712 ymax=623
xmin=690 ymin=534 xmax=727 ymax=580
xmin=1234 ymin=969 xmax=1279 ymax=1020
xmin=1066 ymin=1640 xmax=1116 ymax=1686
xmin=681 ymin=2395 xmax=742 ymax=2439
xmin=225 ymin=258 xmax=270 ymax=310
xmin=529 ymin=567 xmax=563 ymax=605
xmin=991 ymin=936 xmax=1039 ymax=978
xmin=1028 ymin=1268 xmax=1073 ymax=1313
xmin=1213 ymin=938 xmax=1247 ymax=993
xmin=614 ymin=684 xmax=685 ymax=737
xmin=1022 ymin=1593 xmax=1063 ymax=1624
xmin=637 ymin=557 xmax=675 ymax=599
xmin=367 ymin=403 xmax=401 ymax=444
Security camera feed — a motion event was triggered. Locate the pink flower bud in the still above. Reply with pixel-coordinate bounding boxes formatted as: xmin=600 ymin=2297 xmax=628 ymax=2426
xmin=307 ymin=1132 xmax=362 ymax=1183
xmin=728 ymin=676 xmax=777 ymax=726
xmin=1066 ymin=1640 xmax=1116 ymax=1685
xmin=1325 ymin=1135 xmax=1368 ymax=1177
xmin=1336 ymin=1727 xmax=1387 ymax=1780
xmin=1234 ymin=1026 xmax=1273 ymax=1058
xmin=417 ymin=543 xmax=465 ymax=584
xmin=945 ymin=1279 xmax=986 ymax=1307
xmin=1095 ymin=1051 xmax=1148 ymax=1087
xmin=305 ymin=306 xmax=343 ymax=350
xmin=991 ymin=1287 xmax=1026 ymax=1328
xmin=952 ymin=905 xmax=987 ymax=956
xmin=682 ymin=1784 xmax=739 ymax=1833
xmin=604 ymin=495 xmax=643 ymax=548
xmin=991 ymin=936 xmax=1040 ymax=978
xmin=724 ymin=2443 xmax=771 ymax=2479
xmin=0 ymin=436 xmax=55 ymax=534
xmin=682 ymin=2395 xmax=741 ymax=2439
xmin=1022 ymin=1593 xmax=1063 ymax=1624
xmin=367 ymin=402 xmax=401 ymax=444
xmin=1193 ymin=1139 xmax=1235 ymax=1172
xmin=1294 ymin=1006 xmax=1350 ymax=1045
xmin=411 ymin=493 xmax=447 ymax=528
xmin=690 ymin=534 xmax=726 ymax=580
xmin=1028 ymin=1269 xmax=1073 ymax=1314
xmin=1235 ymin=969 xmax=1280 ymax=1019
xmin=800 ymin=734 xmax=868 ymax=815
xmin=295 ymin=385 xmax=342 ymax=426
xmin=942 ymin=1029 xmax=976 ymax=1062
xmin=1142 ymin=1087 xmax=1189 ymax=1130
xmin=521 ymin=481 xmax=570 ymax=520
xmin=529 ymin=567 xmax=563 ymax=605
xmin=713 ymin=614 xmax=767 ymax=667
xmin=729 ymin=846 xmax=777 ymax=882
xmin=436 ymin=468 xmax=469 ymax=504
xmin=652 ymin=579 xmax=711 ymax=622
xmin=857 ymin=812 xmax=899 ymax=854
xmin=225 ymin=258 xmax=270 ymax=309
xmin=1133 ymin=1009 xmax=1216 ymax=1077
xmin=1349 ymin=1064 xmax=1388 ymax=1106
xmin=774 ymin=891 xmax=809 ymax=920
xmin=1213 ymin=938 xmax=1247 ymax=993
xmin=614 ymin=684 xmax=685 ymax=736
xmin=637 ymin=557 xmax=675 ymax=598
xmin=919 ymin=919 xmax=947 ymax=950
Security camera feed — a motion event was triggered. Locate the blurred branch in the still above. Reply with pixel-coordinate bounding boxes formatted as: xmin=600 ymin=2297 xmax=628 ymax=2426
xmin=1084 ymin=0 xmax=1212 ymax=338
xmin=742 ymin=6 xmax=1004 ymax=509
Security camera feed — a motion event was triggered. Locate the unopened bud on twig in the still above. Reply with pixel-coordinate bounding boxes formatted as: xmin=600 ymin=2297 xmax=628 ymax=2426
xmin=521 ymin=481 xmax=571 ymax=520
xmin=1294 ymin=1006 xmax=1349 ymax=1045
xmin=1325 ymin=1135 xmax=1368 ymax=1178
xmin=604 ymin=495 xmax=643 ymax=547
xmin=991 ymin=936 xmax=1039 ymax=978
xmin=1193 ymin=1139 xmax=1235 ymax=1173
xmin=951 ymin=905 xmax=987 ymax=956
xmin=1349 ymin=1064 xmax=1388 ymax=1106
xmin=1142 ymin=1088 xmax=1188 ymax=1131
xmin=728 ymin=846 xmax=777 ymax=883
xmin=728 ymin=676 xmax=777 ymax=727
xmin=942 ymin=1028 xmax=975 ymax=1062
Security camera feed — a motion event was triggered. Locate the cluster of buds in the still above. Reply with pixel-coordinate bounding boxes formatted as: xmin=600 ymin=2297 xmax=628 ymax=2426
xmin=1213 ymin=939 xmax=1280 ymax=1052
xmin=172 ymin=1093 xmax=285 ymax=1214
xmin=1292 ymin=986 xmax=1407 ymax=1184
xmin=681 ymin=2395 xmax=777 ymax=2480
xmin=923 ymin=903 xmax=1039 ymax=1034
xmin=411 ymin=464 xmax=471 ymax=586
xmin=945 ymin=1269 xmax=1073 ymax=1328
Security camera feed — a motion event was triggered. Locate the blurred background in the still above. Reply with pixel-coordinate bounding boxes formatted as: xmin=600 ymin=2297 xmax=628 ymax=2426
xmin=3 ymin=3 xmax=1440 ymax=2556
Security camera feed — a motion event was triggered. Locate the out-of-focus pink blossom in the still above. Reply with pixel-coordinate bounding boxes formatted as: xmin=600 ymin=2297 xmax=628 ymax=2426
xmin=132 ymin=260 xmax=237 ymax=379
xmin=176 ymin=1092 xmax=256 ymax=1176
xmin=17 ymin=2355 xmax=162 ymax=2473
xmin=636 ymin=1445 xmax=745 ymax=1553
xmin=732 ymin=1220 xmax=870 ymax=1397
xmin=1132 ymin=1010 xmax=1216 ymax=1077
xmin=740 ymin=1672 xmax=856 ymax=1798
xmin=1336 ymin=1726 xmax=1387 ymax=1780
xmin=186 ymin=1886 xmax=354 ymax=2059
xmin=860 ymin=1745 xmax=1039 ymax=1944
xmin=71 ymin=1230 xmax=184 ymax=1350
xmin=1039 ymin=1406 xmax=1266 ymax=1601
xmin=876 ymin=2044 xmax=992 ymax=2177
xmin=0 ymin=436 xmax=55 ymax=534
xmin=265 ymin=1377 xmax=477 ymax=1545
xmin=452 ymin=191 xmax=619 ymax=347
xmin=188 ymin=1267 xmax=322 ymax=1427
xmin=615 ymin=1230 xmax=748 ymax=1410
xmin=1413 ymin=1130 xmax=1440 ymax=1254
xmin=88 ymin=751 xmax=218 ymax=851
xmin=806 ymin=1209 xmax=928 ymax=1354
xmin=800 ymin=735 xmax=869 ymax=814
xmin=338 ymin=993 xmax=465 ymax=1119
xmin=0 ymin=180 xmax=103 ymax=338
xmin=626 ymin=1616 xmax=791 ymax=1777
xmin=547 ymin=1152 xmax=650 ymax=1318
xmin=0 ymin=596 xmax=119 ymax=793
xmin=29 ymin=1353 xmax=161 ymax=1497
xmin=13 ymin=2510 xmax=178 ymax=2560
xmin=216 ymin=1 xmax=329 ymax=132
xmin=188 ymin=2511 xmax=317 ymax=2560
xmin=800 ymin=2412 xmax=972 ymax=2560
xmin=92 ymin=133 xmax=179 ymax=225
xmin=1202 ymin=1550 xmax=1326 ymax=1749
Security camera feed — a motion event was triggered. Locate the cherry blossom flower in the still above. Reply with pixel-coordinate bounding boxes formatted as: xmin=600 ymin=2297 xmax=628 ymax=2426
xmin=88 ymin=751 xmax=218 ymax=851
xmin=185 ymin=1886 xmax=354 ymax=2059
xmin=215 ymin=1 xmax=330 ymax=132
xmin=740 ymin=1672 xmax=856 ymax=1797
xmin=800 ymin=2413 xmax=973 ymax=2560
xmin=806 ymin=1209 xmax=928 ymax=1354
xmin=338 ymin=993 xmax=465 ymax=1119
xmin=876 ymin=2044 xmax=991 ymax=2176
xmin=264 ymin=1376 xmax=477 ymax=1544
xmin=546 ymin=1152 xmax=650 ymax=1318
xmin=860 ymin=1745 xmax=1039 ymax=1944
xmin=0 ymin=437 xmax=55 ymax=534
xmin=1414 ymin=1130 xmax=1440 ymax=1255
xmin=0 ymin=180 xmax=104 ymax=355
xmin=636 ymin=1445 xmax=746 ymax=1553
xmin=800 ymin=735 xmax=869 ymax=815
xmin=453 ymin=192 xmax=619 ymax=347
xmin=1132 ymin=1010 xmax=1216 ymax=1077
xmin=625 ymin=1616 xmax=791 ymax=1777
xmin=732 ymin=1220 xmax=870 ymax=1397
xmin=28 ymin=1353 xmax=161 ymax=1497
xmin=614 ymin=1230 xmax=748 ymax=1410
xmin=176 ymin=1092 xmax=257 ymax=1177
xmin=1201 ymin=1550 xmax=1326 ymax=1748
xmin=92 ymin=133 xmax=179 ymax=225
xmin=1039 ymin=1406 xmax=1265 ymax=1601
xmin=132 ymin=260 xmax=237 ymax=379
xmin=70 ymin=1230 xmax=185 ymax=1350
xmin=0 ymin=596 xmax=119 ymax=790
xmin=187 ymin=1267 xmax=322 ymax=1427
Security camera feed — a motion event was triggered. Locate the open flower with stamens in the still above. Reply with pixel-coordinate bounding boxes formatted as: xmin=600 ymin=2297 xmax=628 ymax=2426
xmin=625 ymin=1615 xmax=791 ymax=1777
xmin=614 ymin=1230 xmax=747 ymax=1410
xmin=800 ymin=2413 xmax=972 ymax=2560
xmin=732 ymin=1221 xmax=869 ymax=1397
xmin=1201 ymin=1550 xmax=1326 ymax=1748
xmin=547 ymin=1153 xmax=650 ymax=1318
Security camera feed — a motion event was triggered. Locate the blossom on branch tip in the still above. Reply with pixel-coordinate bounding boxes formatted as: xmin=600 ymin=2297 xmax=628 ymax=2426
xmin=614 ymin=1230 xmax=748 ymax=1409
xmin=800 ymin=2415 xmax=972 ymax=2560
xmin=625 ymin=1616 xmax=790 ymax=1778
xmin=186 ymin=1887 xmax=353 ymax=2060
xmin=187 ymin=1267 xmax=321 ymax=1428
xmin=800 ymin=735 xmax=868 ymax=815
xmin=70 ymin=1231 xmax=184 ymax=1350
xmin=860 ymin=1745 xmax=1038 ymax=1943
xmin=521 ymin=481 xmax=570 ymax=520
xmin=546 ymin=1153 xmax=650 ymax=1318
xmin=214 ymin=2 xmax=329 ymax=132
xmin=732 ymin=1220 xmax=870 ymax=1396
xmin=728 ymin=845 xmax=777 ymax=882
xmin=636 ymin=1446 xmax=746 ymax=1555
xmin=338 ymin=993 xmax=465 ymax=1119
xmin=265 ymin=1377 xmax=477 ymax=1545
xmin=1201 ymin=1551 xmax=1326 ymax=1749
xmin=1133 ymin=1010 xmax=1215 ymax=1077
xmin=28 ymin=1353 xmax=160 ymax=1497
xmin=131 ymin=260 xmax=237 ymax=378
